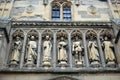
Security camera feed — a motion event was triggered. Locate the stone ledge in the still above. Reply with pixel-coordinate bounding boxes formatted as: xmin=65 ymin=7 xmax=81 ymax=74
xmin=11 ymin=21 xmax=112 ymax=28
xmin=0 ymin=67 xmax=120 ymax=73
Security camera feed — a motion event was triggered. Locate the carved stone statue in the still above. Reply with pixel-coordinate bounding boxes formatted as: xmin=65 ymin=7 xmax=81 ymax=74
xmin=58 ymin=36 xmax=68 ymax=65
xmin=25 ymin=35 xmax=37 ymax=66
xmin=10 ymin=36 xmax=22 ymax=65
xmin=102 ymin=36 xmax=116 ymax=64
xmin=72 ymin=36 xmax=84 ymax=66
xmin=42 ymin=35 xmax=52 ymax=67
xmin=87 ymin=35 xmax=100 ymax=64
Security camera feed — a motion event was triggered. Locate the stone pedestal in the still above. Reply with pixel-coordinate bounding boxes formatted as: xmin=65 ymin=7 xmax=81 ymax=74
xmin=106 ymin=61 xmax=116 ymax=67
xmin=9 ymin=60 xmax=18 ymax=67
xmin=75 ymin=61 xmax=83 ymax=67
xmin=42 ymin=61 xmax=51 ymax=68
xmin=59 ymin=61 xmax=68 ymax=69
xmin=25 ymin=61 xmax=35 ymax=67
xmin=90 ymin=61 xmax=100 ymax=67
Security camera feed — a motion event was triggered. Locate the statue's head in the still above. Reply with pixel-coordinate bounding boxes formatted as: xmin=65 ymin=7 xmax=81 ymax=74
xmin=75 ymin=36 xmax=79 ymax=41
xmin=16 ymin=36 xmax=20 ymax=41
xmin=45 ymin=35 xmax=50 ymax=40
xmin=104 ymin=36 xmax=108 ymax=40
xmin=60 ymin=36 xmax=64 ymax=41
xmin=30 ymin=35 xmax=35 ymax=40
xmin=90 ymin=34 xmax=94 ymax=41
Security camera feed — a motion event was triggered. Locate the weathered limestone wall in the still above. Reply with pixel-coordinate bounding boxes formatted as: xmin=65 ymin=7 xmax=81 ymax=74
xmin=0 ymin=30 xmax=8 ymax=69
xmin=0 ymin=73 xmax=120 ymax=80
xmin=11 ymin=0 xmax=110 ymax=21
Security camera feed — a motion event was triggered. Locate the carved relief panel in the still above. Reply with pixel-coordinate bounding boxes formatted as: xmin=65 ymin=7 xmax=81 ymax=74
xmin=57 ymin=30 xmax=68 ymax=68
xmin=9 ymin=29 xmax=24 ymax=67
xmin=86 ymin=30 xmax=101 ymax=67
xmin=71 ymin=30 xmax=85 ymax=67
xmin=100 ymin=30 xmax=117 ymax=67
xmin=41 ymin=30 xmax=53 ymax=68
xmin=24 ymin=30 xmax=38 ymax=67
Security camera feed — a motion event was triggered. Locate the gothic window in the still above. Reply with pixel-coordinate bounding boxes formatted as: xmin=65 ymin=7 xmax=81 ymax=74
xmin=52 ymin=5 xmax=60 ymax=21
xmin=51 ymin=0 xmax=72 ymax=21
xmin=63 ymin=6 xmax=71 ymax=21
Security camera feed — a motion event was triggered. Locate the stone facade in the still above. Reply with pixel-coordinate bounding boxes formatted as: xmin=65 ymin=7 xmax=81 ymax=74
xmin=0 ymin=0 xmax=120 ymax=80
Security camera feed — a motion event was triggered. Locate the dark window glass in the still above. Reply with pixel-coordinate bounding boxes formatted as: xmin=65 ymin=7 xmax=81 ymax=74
xmin=63 ymin=6 xmax=71 ymax=21
xmin=52 ymin=5 xmax=60 ymax=21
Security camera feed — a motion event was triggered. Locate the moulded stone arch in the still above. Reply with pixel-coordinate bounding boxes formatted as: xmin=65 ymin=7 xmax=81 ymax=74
xmin=86 ymin=30 xmax=97 ymax=40
xmin=100 ymin=29 xmax=114 ymax=41
xmin=50 ymin=76 xmax=78 ymax=80
xmin=62 ymin=1 xmax=72 ymax=7
xmin=27 ymin=29 xmax=39 ymax=38
xmin=42 ymin=29 xmax=53 ymax=38
xmin=51 ymin=0 xmax=72 ymax=5
xmin=57 ymin=29 xmax=68 ymax=40
xmin=71 ymin=29 xmax=82 ymax=40
xmin=12 ymin=29 xmax=24 ymax=37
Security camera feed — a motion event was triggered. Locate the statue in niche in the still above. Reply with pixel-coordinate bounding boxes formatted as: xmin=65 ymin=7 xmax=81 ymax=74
xmin=25 ymin=35 xmax=37 ymax=66
xmin=102 ymin=36 xmax=116 ymax=64
xmin=42 ymin=35 xmax=52 ymax=66
xmin=87 ymin=34 xmax=100 ymax=65
xmin=72 ymin=36 xmax=84 ymax=66
xmin=58 ymin=36 xmax=68 ymax=65
xmin=10 ymin=36 xmax=22 ymax=65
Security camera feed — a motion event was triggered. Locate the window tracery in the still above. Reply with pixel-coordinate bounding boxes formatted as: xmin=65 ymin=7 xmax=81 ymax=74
xmin=51 ymin=0 xmax=72 ymax=21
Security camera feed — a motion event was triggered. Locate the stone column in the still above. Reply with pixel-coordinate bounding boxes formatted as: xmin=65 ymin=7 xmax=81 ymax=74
xmin=53 ymin=31 xmax=57 ymax=68
xmin=36 ymin=32 xmax=41 ymax=68
xmin=82 ymin=32 xmax=89 ymax=67
xmin=60 ymin=5 xmax=63 ymax=21
xmin=112 ymin=39 xmax=120 ymax=67
xmin=68 ymin=32 xmax=72 ymax=68
xmin=97 ymin=34 xmax=106 ymax=67
xmin=20 ymin=33 xmax=27 ymax=68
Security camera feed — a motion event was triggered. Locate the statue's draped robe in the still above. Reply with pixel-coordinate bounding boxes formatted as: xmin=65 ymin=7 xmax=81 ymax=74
xmin=26 ymin=41 xmax=37 ymax=62
xmin=43 ymin=40 xmax=52 ymax=61
xmin=88 ymin=41 xmax=100 ymax=61
xmin=11 ymin=40 xmax=22 ymax=62
xmin=102 ymin=41 xmax=115 ymax=61
xmin=58 ymin=41 xmax=67 ymax=61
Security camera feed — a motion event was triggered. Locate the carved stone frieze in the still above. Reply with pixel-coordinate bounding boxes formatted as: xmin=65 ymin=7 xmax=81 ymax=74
xmin=11 ymin=21 xmax=112 ymax=28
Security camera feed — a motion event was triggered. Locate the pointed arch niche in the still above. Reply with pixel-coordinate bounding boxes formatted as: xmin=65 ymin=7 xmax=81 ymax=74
xmin=8 ymin=29 xmax=24 ymax=67
xmin=24 ymin=29 xmax=39 ymax=67
xmin=71 ymin=29 xmax=85 ymax=67
xmin=86 ymin=30 xmax=101 ymax=67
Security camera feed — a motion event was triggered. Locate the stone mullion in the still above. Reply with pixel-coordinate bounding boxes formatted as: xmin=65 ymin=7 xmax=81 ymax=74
xmin=53 ymin=31 xmax=57 ymax=68
xmin=60 ymin=5 xmax=63 ymax=21
xmin=20 ymin=33 xmax=27 ymax=69
xmin=82 ymin=32 xmax=89 ymax=67
xmin=68 ymin=32 xmax=72 ymax=68
xmin=97 ymin=34 xmax=106 ymax=67
xmin=36 ymin=32 xmax=41 ymax=68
